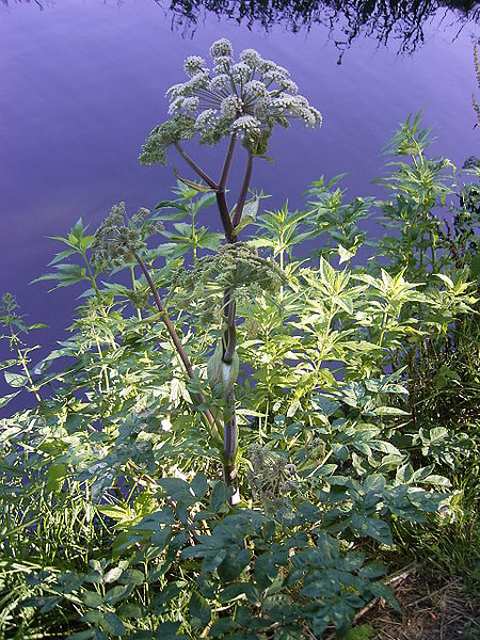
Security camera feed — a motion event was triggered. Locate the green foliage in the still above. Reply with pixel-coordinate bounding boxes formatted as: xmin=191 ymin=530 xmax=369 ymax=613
xmin=1 ymin=94 xmax=480 ymax=639
xmin=140 ymin=116 xmax=196 ymax=166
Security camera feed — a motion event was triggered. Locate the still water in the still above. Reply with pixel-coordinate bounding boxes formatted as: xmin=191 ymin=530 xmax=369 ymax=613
xmin=0 ymin=0 xmax=479 ymax=407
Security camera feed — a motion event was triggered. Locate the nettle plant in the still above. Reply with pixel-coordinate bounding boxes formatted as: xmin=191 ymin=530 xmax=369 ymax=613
xmin=0 ymin=43 xmax=478 ymax=640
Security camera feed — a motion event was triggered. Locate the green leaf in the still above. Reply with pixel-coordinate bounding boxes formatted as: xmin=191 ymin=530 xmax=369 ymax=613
xmin=191 ymin=473 xmax=208 ymax=499
xmin=103 ymin=566 xmax=124 ymax=583
xmin=97 ymin=505 xmax=130 ymax=521
xmin=119 ymin=569 xmax=144 ymax=586
xmin=158 ymin=478 xmax=195 ymax=504
xmin=209 ymin=481 xmax=230 ymax=512
xmin=202 ymin=548 xmax=227 ymax=573
xmin=350 ymin=515 xmax=393 ymax=545
xmin=175 ymin=172 xmax=214 ymax=193
xmin=4 ymin=371 xmax=28 ymax=388
xmin=423 ymin=474 xmax=451 ymax=487
xmin=153 ymin=622 xmax=186 ymax=639
xmin=338 ymin=244 xmax=355 ymax=264
xmin=67 ymin=631 xmax=96 ymax=640
xmin=102 ymin=612 xmax=125 ymax=636
xmin=81 ymin=591 xmax=103 ymax=608
xmin=155 ymin=200 xmax=189 ymax=212
xmin=0 ymin=391 xmax=21 ymax=408
xmin=104 ymin=585 xmax=129 ymax=605
xmin=370 ymin=581 xmax=401 ymax=612
xmin=343 ymin=624 xmax=376 ymax=639
xmin=189 ymin=592 xmax=211 ymax=630
xmin=46 ymin=463 xmax=68 ymax=493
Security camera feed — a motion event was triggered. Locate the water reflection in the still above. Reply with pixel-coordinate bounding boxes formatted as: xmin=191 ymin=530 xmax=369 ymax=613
xmin=4 ymin=0 xmax=478 ymax=56
xmin=170 ymin=2 xmax=480 ymax=64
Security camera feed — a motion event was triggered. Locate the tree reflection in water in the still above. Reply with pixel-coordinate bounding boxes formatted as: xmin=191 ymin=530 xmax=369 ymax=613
xmin=2 ymin=0 xmax=479 ymax=60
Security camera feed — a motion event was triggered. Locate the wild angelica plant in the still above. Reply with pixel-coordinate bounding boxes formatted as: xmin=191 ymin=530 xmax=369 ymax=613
xmin=136 ymin=38 xmax=322 ymax=499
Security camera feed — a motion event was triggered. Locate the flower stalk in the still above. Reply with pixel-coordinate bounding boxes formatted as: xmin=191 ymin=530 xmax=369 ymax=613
xmin=139 ymin=36 xmax=322 ymax=503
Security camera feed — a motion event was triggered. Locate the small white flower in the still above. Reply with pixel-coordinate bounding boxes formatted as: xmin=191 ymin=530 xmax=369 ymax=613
xmin=231 ymin=62 xmax=252 ymax=84
xmin=302 ymin=106 xmax=323 ymax=127
xmin=278 ymin=79 xmax=298 ymax=95
xmin=166 ymin=83 xmax=186 ymax=99
xmin=263 ymin=68 xmax=290 ymax=83
xmin=240 ymin=48 xmax=262 ymax=68
xmin=159 ymin=37 xmax=322 ymax=154
xmin=254 ymin=95 xmax=273 ymax=119
xmin=220 ymin=95 xmax=243 ymax=119
xmin=270 ymin=95 xmax=297 ymax=113
xmin=168 ymin=96 xmax=185 ymax=115
xmin=209 ymin=74 xmax=230 ymax=93
xmin=260 ymin=60 xmax=290 ymax=82
xmin=185 ymin=71 xmax=209 ymax=93
xmin=184 ymin=55 xmax=207 ymax=77
xmin=210 ymin=38 xmax=233 ymax=59
xmin=231 ymin=115 xmax=261 ymax=134
xmin=182 ymin=96 xmax=200 ymax=115
xmin=195 ymin=109 xmax=219 ymax=132
xmin=243 ymin=80 xmax=268 ymax=99
xmin=213 ymin=56 xmax=232 ymax=75
xmin=292 ymin=95 xmax=309 ymax=108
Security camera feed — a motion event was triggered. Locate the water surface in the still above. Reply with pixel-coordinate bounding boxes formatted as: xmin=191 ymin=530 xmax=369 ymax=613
xmin=0 ymin=0 xmax=478 ymax=408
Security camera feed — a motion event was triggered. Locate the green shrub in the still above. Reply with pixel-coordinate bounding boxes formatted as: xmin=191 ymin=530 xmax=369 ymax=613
xmin=1 ymin=39 xmax=480 ymax=638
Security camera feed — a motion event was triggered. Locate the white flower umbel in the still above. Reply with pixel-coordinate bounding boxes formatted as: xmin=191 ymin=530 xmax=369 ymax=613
xmin=140 ymin=37 xmax=322 ymax=164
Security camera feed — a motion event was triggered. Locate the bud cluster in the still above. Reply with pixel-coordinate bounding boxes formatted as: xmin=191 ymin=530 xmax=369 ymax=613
xmin=179 ymin=242 xmax=285 ymax=293
xmin=247 ymin=444 xmax=298 ymax=506
xmin=91 ymin=202 xmax=163 ymax=269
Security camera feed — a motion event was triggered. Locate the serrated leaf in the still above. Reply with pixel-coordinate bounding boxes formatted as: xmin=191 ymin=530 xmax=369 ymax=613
xmin=209 ymin=481 xmax=230 ymax=512
xmin=189 ymin=592 xmax=211 ymax=629
xmin=4 ymin=371 xmax=28 ymax=388
xmin=82 ymin=591 xmax=103 ymax=608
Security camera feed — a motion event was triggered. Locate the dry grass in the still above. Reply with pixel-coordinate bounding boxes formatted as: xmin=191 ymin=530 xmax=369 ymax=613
xmin=362 ymin=570 xmax=480 ymax=639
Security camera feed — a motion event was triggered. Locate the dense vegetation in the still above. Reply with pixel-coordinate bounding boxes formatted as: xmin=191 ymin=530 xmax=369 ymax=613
xmin=1 ymin=40 xmax=479 ymax=639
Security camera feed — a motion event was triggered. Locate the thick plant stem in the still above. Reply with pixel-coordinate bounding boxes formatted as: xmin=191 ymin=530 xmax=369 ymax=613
xmin=217 ymin=136 xmax=237 ymax=241
xmin=222 ymin=293 xmax=239 ymax=504
xmin=233 ymin=151 xmax=253 ymax=228
xmin=134 ymin=253 xmax=221 ymax=441
xmin=136 ymin=254 xmax=194 ymax=376
xmin=216 ymin=192 xmax=236 ymax=243
xmin=174 ymin=140 xmax=255 ymax=504
xmin=223 ymin=388 xmax=239 ymax=502
xmin=174 ymin=143 xmax=218 ymax=190
xmin=219 ymin=135 xmax=237 ymax=189
xmin=218 ymin=149 xmax=254 ymax=502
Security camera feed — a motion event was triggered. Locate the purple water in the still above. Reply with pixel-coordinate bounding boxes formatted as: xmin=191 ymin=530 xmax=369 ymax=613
xmin=0 ymin=0 xmax=478 ymax=411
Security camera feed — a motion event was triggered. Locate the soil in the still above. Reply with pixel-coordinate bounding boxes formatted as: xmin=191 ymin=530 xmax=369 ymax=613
xmin=362 ymin=572 xmax=480 ymax=639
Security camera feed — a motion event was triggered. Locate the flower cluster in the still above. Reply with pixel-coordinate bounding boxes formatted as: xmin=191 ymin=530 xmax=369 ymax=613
xmin=91 ymin=203 xmax=163 ymax=268
xmin=168 ymin=243 xmax=285 ymax=325
xmin=247 ymin=444 xmax=299 ymax=508
xmin=140 ymin=38 xmax=322 ymax=164
xmin=177 ymin=242 xmax=285 ymax=293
